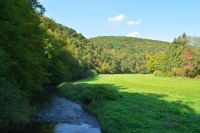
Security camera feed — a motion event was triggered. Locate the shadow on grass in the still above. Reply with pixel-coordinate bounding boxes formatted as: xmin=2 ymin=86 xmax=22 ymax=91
xmin=58 ymin=83 xmax=200 ymax=133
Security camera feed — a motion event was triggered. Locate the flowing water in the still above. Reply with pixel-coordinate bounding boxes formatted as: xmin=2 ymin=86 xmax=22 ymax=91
xmin=24 ymin=96 xmax=101 ymax=133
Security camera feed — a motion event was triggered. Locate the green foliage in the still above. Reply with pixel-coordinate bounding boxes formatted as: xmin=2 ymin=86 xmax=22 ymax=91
xmin=146 ymin=52 xmax=167 ymax=73
xmin=0 ymin=0 xmax=48 ymax=93
xmin=0 ymin=78 xmax=32 ymax=130
xmin=90 ymin=36 xmax=170 ymax=74
xmin=189 ymin=46 xmax=200 ymax=76
xmin=58 ymin=83 xmax=120 ymax=104
xmin=0 ymin=1 xmax=95 ymax=130
xmin=0 ymin=8 xmax=95 ymax=130
xmin=164 ymin=33 xmax=200 ymax=77
xmin=171 ymin=68 xmax=186 ymax=77
xmin=90 ymin=35 xmax=200 ymax=78
xmin=0 ymin=0 xmax=47 ymax=130
xmin=164 ymin=43 xmax=185 ymax=71
xmin=40 ymin=16 xmax=92 ymax=83
xmin=153 ymin=70 xmax=165 ymax=77
xmin=26 ymin=0 xmax=45 ymax=14
xmin=173 ymin=33 xmax=188 ymax=45
xmin=165 ymin=34 xmax=189 ymax=73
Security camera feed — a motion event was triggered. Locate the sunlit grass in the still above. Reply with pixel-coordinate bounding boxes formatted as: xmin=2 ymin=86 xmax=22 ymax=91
xmin=79 ymin=74 xmax=200 ymax=113
xmin=60 ymin=74 xmax=200 ymax=132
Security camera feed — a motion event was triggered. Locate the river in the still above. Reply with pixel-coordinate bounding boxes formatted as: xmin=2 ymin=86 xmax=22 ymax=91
xmin=22 ymin=96 xmax=101 ymax=133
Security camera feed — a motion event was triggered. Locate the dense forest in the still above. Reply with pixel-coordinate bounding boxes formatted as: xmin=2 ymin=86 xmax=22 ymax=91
xmin=90 ymin=35 xmax=200 ymax=77
xmin=0 ymin=0 xmax=200 ymax=132
xmin=0 ymin=0 xmax=91 ymax=131
xmin=90 ymin=36 xmax=170 ymax=73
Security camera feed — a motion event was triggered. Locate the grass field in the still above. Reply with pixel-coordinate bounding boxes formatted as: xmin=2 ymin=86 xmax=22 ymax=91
xmin=59 ymin=74 xmax=200 ymax=133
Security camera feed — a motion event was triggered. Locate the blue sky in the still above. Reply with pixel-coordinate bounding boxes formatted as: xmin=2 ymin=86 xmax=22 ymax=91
xmin=39 ymin=0 xmax=200 ymax=42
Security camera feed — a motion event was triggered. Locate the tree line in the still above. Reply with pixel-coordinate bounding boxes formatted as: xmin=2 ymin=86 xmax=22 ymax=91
xmin=90 ymin=35 xmax=200 ymax=77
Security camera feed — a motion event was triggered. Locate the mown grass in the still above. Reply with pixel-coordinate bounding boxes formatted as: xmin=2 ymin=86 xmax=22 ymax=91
xmin=58 ymin=74 xmax=200 ymax=133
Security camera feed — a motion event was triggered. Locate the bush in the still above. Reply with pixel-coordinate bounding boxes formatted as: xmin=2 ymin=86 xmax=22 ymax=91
xmin=58 ymin=83 xmax=121 ymax=115
xmin=58 ymin=83 xmax=120 ymax=104
xmin=80 ymin=85 xmax=120 ymax=104
xmin=171 ymin=68 xmax=186 ymax=77
xmin=195 ymin=75 xmax=200 ymax=79
xmin=153 ymin=70 xmax=174 ymax=77
xmin=171 ymin=66 xmax=200 ymax=78
xmin=189 ymin=66 xmax=200 ymax=78
xmin=89 ymin=70 xmax=98 ymax=77
xmin=153 ymin=70 xmax=164 ymax=77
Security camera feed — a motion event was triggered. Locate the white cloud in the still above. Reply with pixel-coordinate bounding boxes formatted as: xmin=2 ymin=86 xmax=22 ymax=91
xmin=127 ymin=32 xmax=139 ymax=37
xmin=108 ymin=14 xmax=125 ymax=23
xmin=127 ymin=19 xmax=142 ymax=26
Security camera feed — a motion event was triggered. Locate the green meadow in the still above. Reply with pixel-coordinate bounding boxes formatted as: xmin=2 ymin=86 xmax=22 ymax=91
xmin=59 ymin=74 xmax=200 ymax=133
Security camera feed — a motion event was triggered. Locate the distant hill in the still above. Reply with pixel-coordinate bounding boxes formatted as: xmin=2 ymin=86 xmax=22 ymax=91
xmin=90 ymin=36 xmax=170 ymax=53
xmin=89 ymin=36 xmax=170 ymax=73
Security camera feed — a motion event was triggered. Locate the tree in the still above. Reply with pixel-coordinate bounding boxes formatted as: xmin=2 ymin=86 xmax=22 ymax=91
xmin=0 ymin=0 xmax=48 ymax=130
xmin=146 ymin=52 xmax=167 ymax=73
xmin=40 ymin=16 xmax=92 ymax=83
xmin=173 ymin=33 xmax=188 ymax=45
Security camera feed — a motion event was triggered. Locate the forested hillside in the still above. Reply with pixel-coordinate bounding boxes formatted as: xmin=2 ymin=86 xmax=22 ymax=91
xmin=90 ymin=36 xmax=170 ymax=73
xmin=90 ymin=36 xmax=200 ymax=77
xmin=40 ymin=16 xmax=93 ymax=83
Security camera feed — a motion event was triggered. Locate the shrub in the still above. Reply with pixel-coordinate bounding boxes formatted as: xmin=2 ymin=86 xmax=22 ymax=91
xmin=89 ymin=70 xmax=98 ymax=77
xmin=79 ymin=85 xmax=120 ymax=104
xmin=58 ymin=83 xmax=120 ymax=104
xmin=58 ymin=83 xmax=121 ymax=115
xmin=171 ymin=68 xmax=186 ymax=77
xmin=195 ymin=75 xmax=200 ymax=79
xmin=189 ymin=66 xmax=200 ymax=78
xmin=153 ymin=70 xmax=174 ymax=77
xmin=153 ymin=70 xmax=164 ymax=77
